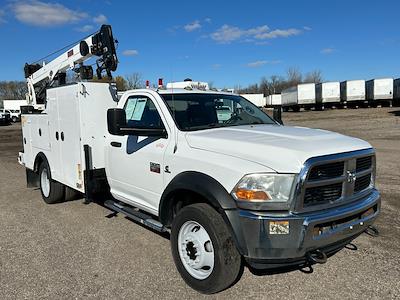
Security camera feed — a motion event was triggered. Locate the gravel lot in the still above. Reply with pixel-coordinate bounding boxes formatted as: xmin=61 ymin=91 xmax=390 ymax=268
xmin=0 ymin=107 xmax=399 ymax=299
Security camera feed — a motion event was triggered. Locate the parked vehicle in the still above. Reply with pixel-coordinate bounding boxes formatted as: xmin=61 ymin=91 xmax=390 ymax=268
xmin=315 ymin=82 xmax=340 ymax=109
xmin=281 ymin=83 xmax=316 ymax=111
xmin=240 ymin=93 xmax=266 ymax=107
xmin=0 ymin=109 xmax=11 ymax=125
xmin=393 ymin=78 xmax=400 ymax=107
xmin=3 ymin=99 xmax=27 ymax=112
xmin=366 ymin=78 xmax=394 ymax=107
xmin=340 ymin=80 xmax=366 ymax=107
xmin=18 ymin=24 xmax=381 ymax=294
xmin=266 ymin=94 xmax=282 ymax=107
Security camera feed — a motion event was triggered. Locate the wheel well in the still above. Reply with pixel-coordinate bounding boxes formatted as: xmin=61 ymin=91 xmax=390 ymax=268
xmin=162 ymin=189 xmax=219 ymax=227
xmin=33 ymin=153 xmax=47 ymax=173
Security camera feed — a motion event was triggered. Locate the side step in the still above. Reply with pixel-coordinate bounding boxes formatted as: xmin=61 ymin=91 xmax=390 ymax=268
xmin=104 ymin=200 xmax=168 ymax=233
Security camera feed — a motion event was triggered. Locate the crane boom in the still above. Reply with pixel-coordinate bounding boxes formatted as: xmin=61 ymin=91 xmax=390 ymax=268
xmin=24 ymin=24 xmax=118 ymax=108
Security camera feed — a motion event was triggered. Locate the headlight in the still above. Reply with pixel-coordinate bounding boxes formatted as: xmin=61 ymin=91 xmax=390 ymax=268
xmin=232 ymin=173 xmax=296 ymax=203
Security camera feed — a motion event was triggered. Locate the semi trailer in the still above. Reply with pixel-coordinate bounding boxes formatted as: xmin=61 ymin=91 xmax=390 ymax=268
xmin=281 ymin=83 xmax=316 ymax=111
xmin=18 ymin=24 xmax=380 ymax=294
xmin=366 ymin=78 xmax=394 ymax=107
xmin=340 ymin=80 xmax=366 ymax=107
xmin=239 ymin=93 xmax=266 ymax=107
xmin=315 ymin=82 xmax=341 ymax=109
xmin=266 ymin=94 xmax=282 ymax=107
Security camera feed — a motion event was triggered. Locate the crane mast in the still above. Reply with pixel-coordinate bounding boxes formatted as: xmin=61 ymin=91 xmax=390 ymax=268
xmin=24 ymin=24 xmax=118 ymax=109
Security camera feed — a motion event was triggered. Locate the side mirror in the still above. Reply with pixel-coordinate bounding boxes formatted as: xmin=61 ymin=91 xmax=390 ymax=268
xmin=273 ymin=106 xmax=284 ymax=125
xmin=107 ymin=108 xmax=168 ymax=138
xmin=107 ymin=108 xmax=126 ymax=135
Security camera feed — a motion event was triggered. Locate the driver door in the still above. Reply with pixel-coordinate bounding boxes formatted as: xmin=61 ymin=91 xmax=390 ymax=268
xmin=106 ymin=94 xmax=170 ymax=214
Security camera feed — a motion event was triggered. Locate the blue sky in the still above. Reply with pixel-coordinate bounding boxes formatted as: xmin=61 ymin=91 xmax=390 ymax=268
xmin=0 ymin=0 xmax=399 ymax=88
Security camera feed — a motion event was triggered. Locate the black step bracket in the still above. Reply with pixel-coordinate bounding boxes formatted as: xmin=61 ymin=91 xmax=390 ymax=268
xmin=104 ymin=200 xmax=168 ymax=233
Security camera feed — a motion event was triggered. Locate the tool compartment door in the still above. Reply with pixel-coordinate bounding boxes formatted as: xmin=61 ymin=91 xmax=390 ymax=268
xmin=56 ymin=87 xmax=83 ymax=191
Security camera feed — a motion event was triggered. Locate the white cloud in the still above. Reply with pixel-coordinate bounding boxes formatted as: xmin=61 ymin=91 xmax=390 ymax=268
xmin=247 ymin=60 xmax=268 ymax=68
xmin=0 ymin=9 xmax=6 ymax=24
xmin=13 ymin=1 xmax=88 ymax=27
xmin=184 ymin=20 xmax=201 ymax=32
xmin=303 ymin=26 xmax=312 ymax=31
xmin=321 ymin=47 xmax=335 ymax=54
xmin=246 ymin=60 xmax=281 ymax=68
xmin=122 ymin=49 xmax=139 ymax=56
xmin=212 ymin=63 xmax=221 ymax=69
xmin=211 ymin=24 xmax=303 ymax=44
xmin=93 ymin=14 xmax=107 ymax=24
xmin=76 ymin=24 xmax=94 ymax=32
xmin=255 ymin=28 xmax=302 ymax=39
xmin=204 ymin=17 xmax=212 ymax=23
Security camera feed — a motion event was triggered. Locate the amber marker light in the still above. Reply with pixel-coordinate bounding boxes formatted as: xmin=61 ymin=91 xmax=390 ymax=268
xmin=234 ymin=188 xmax=271 ymax=201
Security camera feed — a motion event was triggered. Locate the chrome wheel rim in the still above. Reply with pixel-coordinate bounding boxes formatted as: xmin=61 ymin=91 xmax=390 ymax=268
xmin=177 ymin=220 xmax=214 ymax=280
xmin=40 ymin=167 xmax=50 ymax=197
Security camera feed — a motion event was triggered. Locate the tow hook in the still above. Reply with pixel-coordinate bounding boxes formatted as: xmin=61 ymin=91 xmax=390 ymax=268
xmin=306 ymin=249 xmax=328 ymax=265
xmin=300 ymin=249 xmax=328 ymax=274
xmin=364 ymin=225 xmax=379 ymax=237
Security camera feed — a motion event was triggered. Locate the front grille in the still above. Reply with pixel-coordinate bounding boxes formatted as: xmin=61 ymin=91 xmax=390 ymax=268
xmin=308 ymin=161 xmax=344 ymax=180
xmin=354 ymin=174 xmax=371 ymax=192
xmin=299 ymin=152 xmax=375 ymax=210
xmin=356 ymin=156 xmax=372 ymax=172
xmin=304 ymin=183 xmax=343 ymax=207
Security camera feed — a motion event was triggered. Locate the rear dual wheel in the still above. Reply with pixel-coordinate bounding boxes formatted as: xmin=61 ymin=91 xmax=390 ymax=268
xmin=171 ymin=203 xmax=242 ymax=294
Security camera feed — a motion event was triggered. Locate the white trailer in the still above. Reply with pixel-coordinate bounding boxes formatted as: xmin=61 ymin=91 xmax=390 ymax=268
xmin=366 ymin=78 xmax=393 ymax=107
xmin=393 ymin=78 xmax=400 ymax=106
xmin=315 ymin=82 xmax=340 ymax=109
xmin=3 ymin=100 xmax=28 ymax=111
xmin=281 ymin=83 xmax=316 ymax=111
xmin=266 ymin=94 xmax=282 ymax=106
xmin=340 ymin=80 xmax=366 ymax=107
xmin=240 ymin=93 xmax=266 ymax=107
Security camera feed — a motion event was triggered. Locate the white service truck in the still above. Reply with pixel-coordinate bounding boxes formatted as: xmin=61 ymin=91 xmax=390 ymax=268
xmin=19 ymin=25 xmax=380 ymax=294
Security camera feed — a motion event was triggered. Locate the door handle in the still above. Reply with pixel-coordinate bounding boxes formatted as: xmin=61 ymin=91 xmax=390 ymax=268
xmin=110 ymin=141 xmax=122 ymax=148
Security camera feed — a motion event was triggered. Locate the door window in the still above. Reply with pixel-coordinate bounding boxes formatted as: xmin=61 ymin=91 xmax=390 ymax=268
xmin=124 ymin=96 xmax=164 ymax=129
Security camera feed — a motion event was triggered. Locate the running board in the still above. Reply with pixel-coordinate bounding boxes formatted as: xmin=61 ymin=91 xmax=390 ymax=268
xmin=104 ymin=200 xmax=168 ymax=233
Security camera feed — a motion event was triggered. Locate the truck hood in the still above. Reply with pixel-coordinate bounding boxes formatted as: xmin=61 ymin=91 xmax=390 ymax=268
xmin=185 ymin=125 xmax=372 ymax=173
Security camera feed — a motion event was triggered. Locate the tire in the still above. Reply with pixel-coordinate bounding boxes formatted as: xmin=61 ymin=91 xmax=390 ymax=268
xmin=11 ymin=116 xmax=17 ymax=123
xmin=171 ymin=203 xmax=242 ymax=294
xmin=39 ymin=161 xmax=65 ymax=204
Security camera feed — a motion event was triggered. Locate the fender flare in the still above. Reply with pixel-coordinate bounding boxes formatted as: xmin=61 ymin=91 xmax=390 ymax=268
xmin=159 ymin=171 xmax=248 ymax=255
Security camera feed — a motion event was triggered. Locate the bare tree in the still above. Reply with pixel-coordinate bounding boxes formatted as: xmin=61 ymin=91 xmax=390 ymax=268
xmin=125 ymin=73 xmax=144 ymax=89
xmin=286 ymin=67 xmax=302 ymax=86
xmin=304 ymin=70 xmax=323 ymax=83
xmin=0 ymin=81 xmax=27 ymax=99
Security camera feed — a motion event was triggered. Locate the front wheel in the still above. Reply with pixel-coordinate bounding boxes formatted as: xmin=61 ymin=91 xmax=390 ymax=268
xmin=171 ymin=203 xmax=242 ymax=294
xmin=39 ymin=162 xmax=65 ymax=204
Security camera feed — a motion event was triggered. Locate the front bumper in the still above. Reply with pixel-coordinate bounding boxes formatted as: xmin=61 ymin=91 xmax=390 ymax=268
xmin=226 ymin=189 xmax=380 ymax=269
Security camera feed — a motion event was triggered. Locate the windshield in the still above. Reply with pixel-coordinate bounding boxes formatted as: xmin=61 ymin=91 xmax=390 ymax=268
xmin=161 ymin=93 xmax=276 ymax=131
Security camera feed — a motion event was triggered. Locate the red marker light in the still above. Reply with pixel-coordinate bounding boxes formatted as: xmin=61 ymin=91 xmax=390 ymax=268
xmin=146 ymin=80 xmax=150 ymax=88
xmin=158 ymin=78 xmax=163 ymax=87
